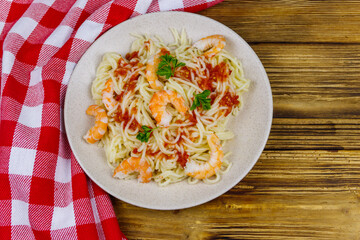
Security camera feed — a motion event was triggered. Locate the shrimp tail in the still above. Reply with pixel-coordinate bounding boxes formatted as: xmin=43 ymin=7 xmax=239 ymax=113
xmin=146 ymin=54 xmax=164 ymax=90
xmin=149 ymin=90 xmax=188 ymax=127
xmin=84 ymin=105 xmax=108 ymax=144
xmin=193 ymin=35 xmax=226 ymax=57
xmin=102 ymin=79 xmax=117 ymax=111
xmin=184 ymin=133 xmax=223 ymax=179
xmin=113 ymin=157 xmax=152 ymax=183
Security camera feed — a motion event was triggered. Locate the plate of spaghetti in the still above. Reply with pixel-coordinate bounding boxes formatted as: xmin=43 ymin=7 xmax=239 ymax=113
xmin=65 ymin=12 xmax=272 ymax=210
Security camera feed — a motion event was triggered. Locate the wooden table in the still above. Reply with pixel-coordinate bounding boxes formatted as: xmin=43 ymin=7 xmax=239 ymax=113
xmin=111 ymin=1 xmax=360 ymax=239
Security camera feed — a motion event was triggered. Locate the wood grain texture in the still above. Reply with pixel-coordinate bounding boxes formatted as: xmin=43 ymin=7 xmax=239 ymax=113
xmin=267 ymin=118 xmax=360 ymax=150
xmin=112 ymin=1 xmax=360 ymax=239
xmin=251 ymin=43 xmax=360 ymax=118
xmin=202 ymin=0 xmax=360 ymax=43
xmin=113 ymin=151 xmax=360 ymax=239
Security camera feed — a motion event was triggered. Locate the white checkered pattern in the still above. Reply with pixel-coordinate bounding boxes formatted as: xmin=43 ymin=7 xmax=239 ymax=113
xmin=18 ymin=104 xmax=43 ymax=128
xmin=9 ymin=17 xmax=38 ymax=39
xmin=74 ymin=20 xmax=104 ymax=43
xmin=44 ymin=25 xmax=74 ymax=48
xmin=9 ymin=147 xmax=36 ymax=176
xmin=51 ymin=203 xmax=76 ymax=230
xmin=54 ymin=156 xmax=72 ymax=183
xmin=11 ymin=200 xmax=30 ymax=226
xmin=159 ymin=0 xmax=184 ymax=11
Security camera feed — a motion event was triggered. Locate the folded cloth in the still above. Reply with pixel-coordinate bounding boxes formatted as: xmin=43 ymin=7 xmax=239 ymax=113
xmin=0 ymin=0 xmax=222 ymax=239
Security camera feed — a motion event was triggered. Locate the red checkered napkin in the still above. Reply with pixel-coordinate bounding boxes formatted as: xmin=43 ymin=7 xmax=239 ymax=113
xmin=0 ymin=0 xmax=222 ymax=239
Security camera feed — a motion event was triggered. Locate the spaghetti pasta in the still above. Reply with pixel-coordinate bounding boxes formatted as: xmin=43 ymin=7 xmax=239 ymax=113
xmin=86 ymin=29 xmax=250 ymax=186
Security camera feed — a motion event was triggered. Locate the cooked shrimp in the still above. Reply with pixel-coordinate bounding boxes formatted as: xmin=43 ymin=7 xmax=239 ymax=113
xmin=193 ymin=35 xmax=226 ymax=57
xmin=145 ymin=53 xmax=163 ymax=90
xmin=113 ymin=157 xmax=152 ymax=183
xmin=102 ymin=79 xmax=117 ymax=111
xmin=184 ymin=133 xmax=224 ymax=179
xmin=83 ymin=105 xmax=108 ymax=144
xmin=149 ymin=90 xmax=188 ymax=127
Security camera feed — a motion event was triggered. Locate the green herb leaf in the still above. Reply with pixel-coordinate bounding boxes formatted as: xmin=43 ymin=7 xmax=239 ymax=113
xmin=141 ymin=125 xmax=152 ymax=132
xmin=158 ymin=60 xmax=167 ymax=69
xmin=190 ymin=90 xmax=212 ymax=111
xmin=156 ymin=54 xmax=186 ymax=79
xmin=136 ymin=126 xmax=157 ymax=142
xmin=177 ymin=62 xmax=186 ymax=67
xmin=157 ymin=67 xmax=172 ymax=79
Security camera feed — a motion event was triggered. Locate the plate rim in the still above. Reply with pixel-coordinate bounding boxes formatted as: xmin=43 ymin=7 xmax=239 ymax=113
xmin=64 ymin=11 xmax=273 ymax=210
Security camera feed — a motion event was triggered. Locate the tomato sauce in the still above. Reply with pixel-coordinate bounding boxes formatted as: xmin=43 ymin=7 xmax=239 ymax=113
xmin=176 ymin=151 xmax=189 ymax=168
xmin=115 ymin=110 xmax=140 ymax=130
xmin=115 ymin=68 xmax=128 ymax=77
xmin=131 ymin=107 xmax=137 ymax=115
xmin=164 ymin=142 xmax=170 ymax=148
xmin=144 ymin=40 xmax=150 ymax=50
xmin=187 ymin=112 xmax=197 ymax=126
xmin=146 ymin=149 xmax=161 ymax=157
xmin=198 ymin=62 xmax=231 ymax=91
xmin=115 ymin=110 xmax=130 ymax=126
xmin=160 ymin=48 xmax=170 ymax=56
xmin=114 ymin=64 xmax=140 ymax=102
xmin=175 ymin=131 xmax=186 ymax=145
xmin=219 ymin=91 xmax=240 ymax=116
xmin=125 ymin=51 xmax=139 ymax=61
xmin=115 ymin=57 xmax=130 ymax=76
xmin=115 ymin=51 xmax=141 ymax=77
xmin=132 ymin=148 xmax=140 ymax=154
xmin=158 ymin=153 xmax=171 ymax=161
xmin=198 ymin=76 xmax=215 ymax=91
xmin=174 ymin=119 xmax=183 ymax=124
xmin=174 ymin=66 xmax=194 ymax=81
xmin=114 ymin=76 xmax=138 ymax=102
xmin=210 ymin=93 xmax=217 ymax=104
xmin=125 ymin=73 xmax=139 ymax=92
xmin=129 ymin=119 xmax=140 ymax=131
xmin=114 ymin=92 xmax=124 ymax=102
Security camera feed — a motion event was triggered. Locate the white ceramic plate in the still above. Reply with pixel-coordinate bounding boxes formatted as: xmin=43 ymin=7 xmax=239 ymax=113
xmin=64 ymin=12 xmax=272 ymax=210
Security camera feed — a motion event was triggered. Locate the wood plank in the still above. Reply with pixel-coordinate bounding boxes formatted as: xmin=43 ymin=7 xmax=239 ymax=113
xmin=112 ymin=150 xmax=360 ymax=240
xmin=267 ymin=118 xmax=360 ymax=150
xmin=113 ymin=1 xmax=360 ymax=239
xmin=250 ymin=43 xmax=360 ymax=118
xmin=199 ymin=0 xmax=360 ymax=43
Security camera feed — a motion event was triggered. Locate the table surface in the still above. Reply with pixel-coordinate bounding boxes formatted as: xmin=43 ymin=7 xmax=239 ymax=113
xmin=111 ymin=1 xmax=360 ymax=239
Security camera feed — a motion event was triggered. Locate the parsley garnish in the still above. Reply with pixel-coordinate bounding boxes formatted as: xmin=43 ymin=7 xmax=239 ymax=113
xmin=157 ymin=54 xmax=186 ymax=79
xmin=136 ymin=126 xmax=157 ymax=142
xmin=190 ymin=90 xmax=212 ymax=111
